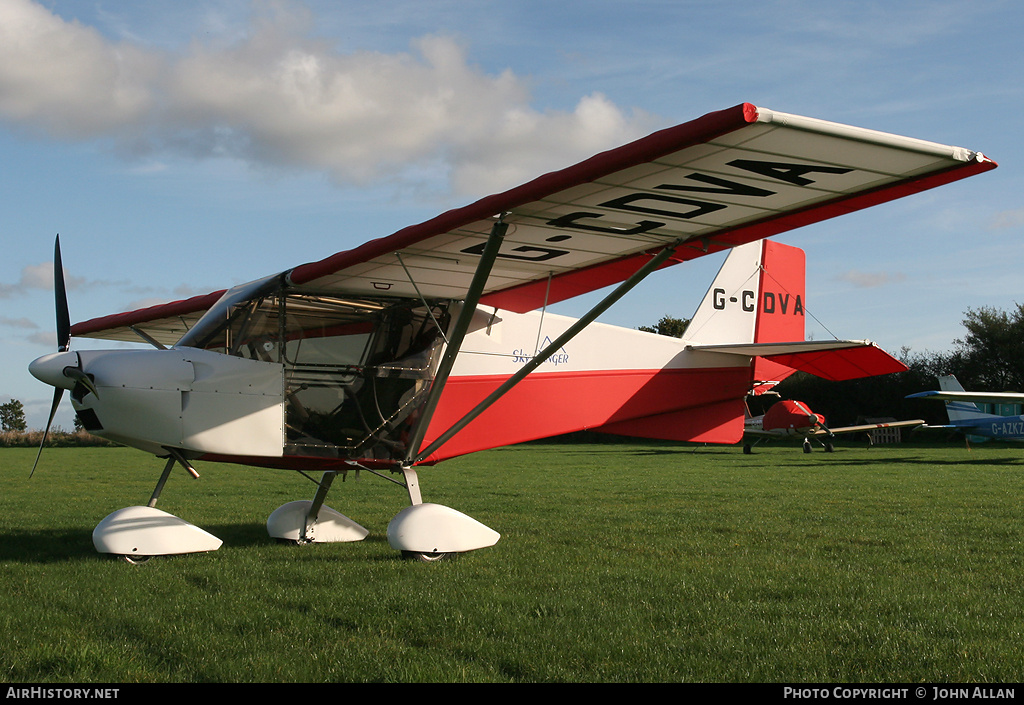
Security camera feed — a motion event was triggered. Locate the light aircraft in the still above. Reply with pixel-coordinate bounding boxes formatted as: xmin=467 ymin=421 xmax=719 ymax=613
xmin=907 ymin=375 xmax=1024 ymax=441
xmin=27 ymin=103 xmax=995 ymax=562
xmin=742 ymin=394 xmax=924 ymax=454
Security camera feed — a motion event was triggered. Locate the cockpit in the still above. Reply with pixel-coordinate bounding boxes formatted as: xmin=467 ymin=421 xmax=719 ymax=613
xmin=177 ymin=277 xmax=451 ymax=461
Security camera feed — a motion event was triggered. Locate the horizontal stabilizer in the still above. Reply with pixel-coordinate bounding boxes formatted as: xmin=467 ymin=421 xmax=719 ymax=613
xmin=688 ymin=340 xmax=906 ymax=381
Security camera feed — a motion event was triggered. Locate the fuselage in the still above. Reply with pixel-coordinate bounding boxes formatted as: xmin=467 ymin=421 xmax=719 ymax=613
xmin=745 ymin=399 xmax=824 ymax=437
xmin=949 ymin=414 xmax=1024 ymax=441
xmin=30 ymin=289 xmax=755 ymax=469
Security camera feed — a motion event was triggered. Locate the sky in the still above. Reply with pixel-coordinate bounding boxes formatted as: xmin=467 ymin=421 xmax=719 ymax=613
xmin=2 ymin=0 xmax=1022 ymax=431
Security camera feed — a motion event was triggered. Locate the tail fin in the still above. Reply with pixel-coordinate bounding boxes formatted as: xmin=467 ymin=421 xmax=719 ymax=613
xmin=686 ymin=239 xmax=805 ymax=345
xmin=685 ymin=239 xmax=805 ymax=389
xmin=937 ymin=375 xmax=989 ymax=422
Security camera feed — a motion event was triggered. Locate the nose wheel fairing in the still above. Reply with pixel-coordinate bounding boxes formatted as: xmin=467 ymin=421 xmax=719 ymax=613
xmin=92 ymin=506 xmax=223 ymax=560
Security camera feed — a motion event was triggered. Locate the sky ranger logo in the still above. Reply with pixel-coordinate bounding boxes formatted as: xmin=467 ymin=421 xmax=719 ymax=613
xmin=713 ymin=288 xmax=804 ymax=317
xmin=512 ymin=337 xmax=570 ymax=366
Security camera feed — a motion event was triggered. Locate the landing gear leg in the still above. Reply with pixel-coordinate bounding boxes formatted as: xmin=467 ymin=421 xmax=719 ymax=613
xmin=266 ymin=471 xmax=369 ymax=544
xmin=303 ymin=471 xmax=338 ymax=542
xmin=402 ymin=465 xmax=423 ymax=506
xmin=396 ymin=466 xmax=446 ymax=561
xmin=148 ymin=449 xmax=198 ymax=508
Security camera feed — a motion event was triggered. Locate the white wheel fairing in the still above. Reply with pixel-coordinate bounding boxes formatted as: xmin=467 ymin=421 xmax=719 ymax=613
xmin=266 ymin=500 xmax=369 ymax=543
xmin=92 ymin=506 xmax=222 ymax=557
xmin=386 ymin=503 xmax=500 ymax=555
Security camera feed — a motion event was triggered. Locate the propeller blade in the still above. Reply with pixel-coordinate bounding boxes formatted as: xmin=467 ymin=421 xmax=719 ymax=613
xmin=54 ymin=235 xmax=70 ymax=353
xmin=33 ymin=236 xmax=73 ymax=477
xmin=30 ymin=387 xmax=64 ymax=478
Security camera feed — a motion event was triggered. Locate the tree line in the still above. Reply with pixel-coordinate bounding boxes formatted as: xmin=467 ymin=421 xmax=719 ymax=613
xmin=0 ymin=398 xmax=114 ymax=447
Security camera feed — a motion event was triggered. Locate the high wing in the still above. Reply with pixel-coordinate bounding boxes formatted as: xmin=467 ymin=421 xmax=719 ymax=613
xmin=907 ymin=390 xmax=1024 ymax=403
xmin=70 ymin=103 xmax=995 ymax=346
xmin=70 ymin=291 xmax=227 ymax=347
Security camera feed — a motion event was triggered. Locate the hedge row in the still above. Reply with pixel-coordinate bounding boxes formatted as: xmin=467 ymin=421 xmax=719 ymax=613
xmin=0 ymin=430 xmax=119 ymax=448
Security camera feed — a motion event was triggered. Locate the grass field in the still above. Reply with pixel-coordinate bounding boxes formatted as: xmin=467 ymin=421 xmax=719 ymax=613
xmin=1 ymin=440 xmax=1022 ymax=683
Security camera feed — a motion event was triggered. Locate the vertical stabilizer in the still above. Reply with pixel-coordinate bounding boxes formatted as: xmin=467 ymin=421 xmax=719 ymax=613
xmin=937 ymin=375 xmax=989 ymax=421
xmin=685 ymin=240 xmax=806 ymax=390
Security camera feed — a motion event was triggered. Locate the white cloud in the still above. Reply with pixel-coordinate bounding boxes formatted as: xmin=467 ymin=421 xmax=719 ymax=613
xmin=0 ymin=0 xmax=656 ymax=197
xmin=0 ymin=316 xmax=38 ymax=329
xmin=991 ymin=208 xmax=1024 ymax=230
xmin=0 ymin=260 xmax=126 ymax=299
xmin=0 ymin=0 xmax=159 ymax=137
xmin=0 ymin=261 xmax=78 ymax=298
xmin=28 ymin=330 xmax=58 ymax=347
xmin=836 ymin=270 xmax=907 ymax=288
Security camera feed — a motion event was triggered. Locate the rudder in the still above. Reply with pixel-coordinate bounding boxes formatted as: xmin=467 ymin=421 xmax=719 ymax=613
xmin=938 ymin=375 xmax=989 ymax=421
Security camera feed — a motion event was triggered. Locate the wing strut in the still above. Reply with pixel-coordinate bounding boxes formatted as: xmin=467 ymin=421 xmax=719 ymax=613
xmin=409 ymin=239 xmax=683 ymax=465
xmin=403 ymin=218 xmax=510 ymax=466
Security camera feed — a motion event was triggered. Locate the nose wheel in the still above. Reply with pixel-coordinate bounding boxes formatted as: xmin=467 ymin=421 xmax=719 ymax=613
xmin=93 ymin=505 xmax=222 ymax=560
xmin=121 ymin=554 xmax=153 ymax=565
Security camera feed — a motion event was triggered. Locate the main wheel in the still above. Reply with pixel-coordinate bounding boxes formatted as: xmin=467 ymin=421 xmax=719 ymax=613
xmin=402 ymin=550 xmax=451 ymax=562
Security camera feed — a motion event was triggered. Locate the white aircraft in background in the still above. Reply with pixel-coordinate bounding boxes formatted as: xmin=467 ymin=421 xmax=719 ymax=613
xmin=907 ymin=375 xmax=1024 ymax=441
xmin=28 ymin=103 xmax=995 ymax=562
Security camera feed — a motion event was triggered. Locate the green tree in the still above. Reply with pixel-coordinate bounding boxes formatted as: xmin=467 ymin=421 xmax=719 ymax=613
xmin=638 ymin=315 xmax=689 ymax=338
xmin=953 ymin=303 xmax=1024 ymax=391
xmin=0 ymin=399 xmax=27 ymax=432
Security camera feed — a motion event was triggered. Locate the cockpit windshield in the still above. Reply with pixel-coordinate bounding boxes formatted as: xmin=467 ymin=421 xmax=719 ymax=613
xmin=176 ymin=276 xmax=451 ymax=461
xmin=176 ymin=274 xmax=284 ymax=355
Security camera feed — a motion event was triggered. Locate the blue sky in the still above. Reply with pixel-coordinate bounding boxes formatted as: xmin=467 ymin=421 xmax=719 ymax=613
xmin=2 ymin=0 xmax=1022 ymax=431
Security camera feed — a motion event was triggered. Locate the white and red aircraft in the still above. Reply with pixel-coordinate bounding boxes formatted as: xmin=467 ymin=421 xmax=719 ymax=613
xmin=28 ymin=103 xmax=995 ymax=562
xmin=742 ymin=396 xmax=924 ymax=454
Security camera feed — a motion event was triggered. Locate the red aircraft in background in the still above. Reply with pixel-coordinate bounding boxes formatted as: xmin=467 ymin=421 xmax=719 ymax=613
xmin=743 ymin=396 xmax=923 ymax=453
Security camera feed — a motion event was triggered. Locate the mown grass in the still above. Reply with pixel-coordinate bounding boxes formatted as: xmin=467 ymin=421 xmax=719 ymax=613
xmin=1 ymin=441 xmax=1022 ymax=682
